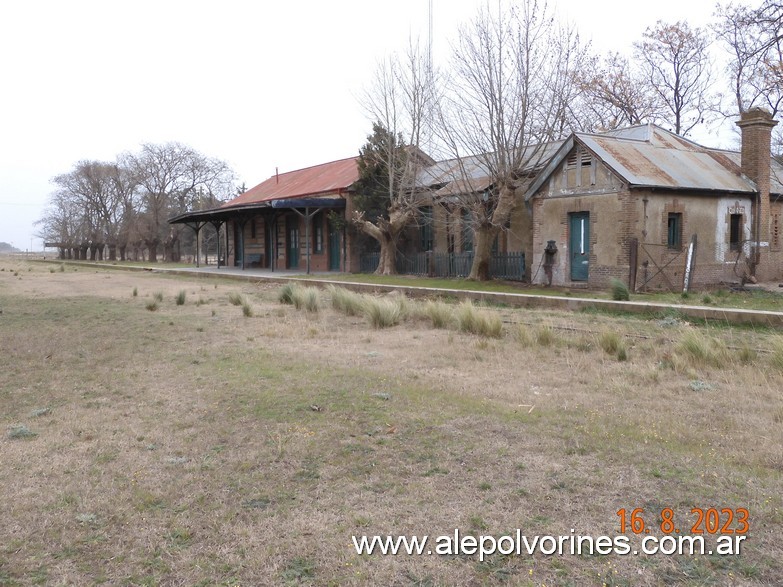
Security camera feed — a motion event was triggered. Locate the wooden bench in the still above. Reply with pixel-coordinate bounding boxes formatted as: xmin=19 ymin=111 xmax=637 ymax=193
xmin=244 ymin=253 xmax=263 ymax=268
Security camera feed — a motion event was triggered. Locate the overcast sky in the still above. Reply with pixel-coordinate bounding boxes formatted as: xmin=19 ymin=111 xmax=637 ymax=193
xmin=0 ymin=0 xmax=726 ymax=251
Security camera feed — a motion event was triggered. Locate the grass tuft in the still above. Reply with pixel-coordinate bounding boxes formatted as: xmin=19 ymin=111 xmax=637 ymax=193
xmin=132 ymin=287 xmax=138 ymax=297
xmin=770 ymin=336 xmax=783 ymax=371
xmin=293 ymin=286 xmax=321 ymax=312
xmin=327 ymin=285 xmax=365 ymax=316
xmin=455 ymin=301 xmax=502 ymax=338
xmin=609 ymin=278 xmax=630 ymax=301
xmin=175 ymin=290 xmax=186 ymax=306
xmin=423 ymin=300 xmax=454 ymax=329
xmin=228 ymin=291 xmax=245 ymax=306
xmin=535 ymin=324 xmax=556 ymax=346
xmin=599 ymin=330 xmax=623 ymax=356
xmin=152 ymin=291 xmax=164 ymax=302
xmin=363 ymin=296 xmax=403 ymax=328
xmin=278 ymin=283 xmax=298 ymax=305
xmin=242 ymin=301 xmax=253 ymax=317
xmin=676 ymin=329 xmax=729 ymax=368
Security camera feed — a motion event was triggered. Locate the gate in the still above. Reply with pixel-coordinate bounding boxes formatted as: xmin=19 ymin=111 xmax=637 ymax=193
xmin=634 ymin=238 xmax=691 ymax=292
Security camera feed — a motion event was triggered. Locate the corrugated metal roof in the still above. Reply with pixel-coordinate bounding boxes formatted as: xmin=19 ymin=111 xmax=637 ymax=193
xmin=224 ymin=157 xmax=359 ymax=208
xmin=419 ymin=141 xmax=564 ymax=197
xmin=577 ymin=131 xmax=756 ymax=193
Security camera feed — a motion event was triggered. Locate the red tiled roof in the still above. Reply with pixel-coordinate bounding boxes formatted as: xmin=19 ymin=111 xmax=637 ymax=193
xmin=224 ymin=157 xmax=359 ymax=208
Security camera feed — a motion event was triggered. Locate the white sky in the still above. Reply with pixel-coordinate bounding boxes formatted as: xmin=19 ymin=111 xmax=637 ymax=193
xmin=0 ymin=0 xmax=727 ymax=250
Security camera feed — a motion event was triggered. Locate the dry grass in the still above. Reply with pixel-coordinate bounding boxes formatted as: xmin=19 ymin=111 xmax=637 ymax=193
xmin=0 ymin=259 xmax=782 ymax=586
xmin=455 ymin=301 xmax=503 ymax=338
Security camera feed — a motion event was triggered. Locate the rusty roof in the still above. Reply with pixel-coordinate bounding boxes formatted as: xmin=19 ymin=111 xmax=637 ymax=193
xmin=526 ymin=124 xmax=783 ymax=199
xmin=223 ymin=157 xmax=359 ymax=208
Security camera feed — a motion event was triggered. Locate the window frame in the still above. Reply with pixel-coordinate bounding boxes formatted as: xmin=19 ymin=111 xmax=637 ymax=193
xmin=667 ymin=212 xmax=682 ymax=250
xmin=729 ymin=213 xmax=742 ymax=252
xmin=313 ymin=213 xmax=323 ymax=254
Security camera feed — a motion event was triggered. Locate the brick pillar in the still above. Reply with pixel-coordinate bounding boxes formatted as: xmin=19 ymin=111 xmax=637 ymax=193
xmin=736 ymin=108 xmax=778 ymax=279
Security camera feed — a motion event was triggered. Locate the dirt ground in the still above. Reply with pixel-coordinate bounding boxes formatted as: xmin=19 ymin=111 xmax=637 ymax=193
xmin=1 ymin=259 xmax=782 ymax=586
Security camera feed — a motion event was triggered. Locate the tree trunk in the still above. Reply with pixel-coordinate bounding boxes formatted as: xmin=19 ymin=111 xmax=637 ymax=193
xmin=375 ymin=232 xmax=397 ymax=275
xmin=119 ymin=245 xmax=126 ymax=261
xmin=468 ymin=225 xmax=499 ymax=281
xmin=148 ymin=243 xmax=158 ymax=262
xmin=108 ymin=245 xmax=117 ymax=261
xmin=97 ymin=245 xmax=104 ymax=261
xmin=468 ymin=185 xmax=514 ymax=281
xmin=80 ymin=246 xmax=89 ymax=260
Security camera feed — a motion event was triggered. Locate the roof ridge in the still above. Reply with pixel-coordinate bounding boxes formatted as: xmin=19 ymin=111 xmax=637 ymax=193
xmin=268 ymin=156 xmax=358 ymax=179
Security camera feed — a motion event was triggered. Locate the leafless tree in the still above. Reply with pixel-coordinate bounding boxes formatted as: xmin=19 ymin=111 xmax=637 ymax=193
xmin=35 ymin=190 xmax=81 ymax=259
xmin=129 ymin=142 xmax=234 ymax=262
xmin=354 ymin=40 xmax=438 ymax=274
xmin=573 ymin=52 xmax=666 ymax=132
xmin=714 ymin=0 xmax=782 ymax=151
xmin=634 ymin=20 xmax=717 ymax=136
xmin=437 ymin=0 xmax=586 ymax=280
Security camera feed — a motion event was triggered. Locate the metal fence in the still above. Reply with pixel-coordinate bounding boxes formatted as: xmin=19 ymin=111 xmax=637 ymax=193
xmin=360 ymin=251 xmax=526 ymax=281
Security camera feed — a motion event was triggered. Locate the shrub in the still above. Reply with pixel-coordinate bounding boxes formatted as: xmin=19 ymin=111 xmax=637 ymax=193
xmin=327 ymin=285 xmax=365 ymax=316
xmin=456 ymin=301 xmax=502 ymax=338
xmin=363 ymin=297 xmax=403 ymax=328
xmin=7 ymin=425 xmax=36 ymax=439
xmin=424 ymin=300 xmax=453 ymax=329
xmin=609 ymin=278 xmax=630 ymax=301
xmin=175 ymin=290 xmax=186 ymax=306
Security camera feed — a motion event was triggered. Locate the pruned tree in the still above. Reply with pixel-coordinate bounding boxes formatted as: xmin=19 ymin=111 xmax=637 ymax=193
xmin=354 ymin=41 xmax=437 ymax=275
xmin=634 ymin=20 xmax=717 ymax=136
xmin=438 ymin=0 xmax=586 ymax=280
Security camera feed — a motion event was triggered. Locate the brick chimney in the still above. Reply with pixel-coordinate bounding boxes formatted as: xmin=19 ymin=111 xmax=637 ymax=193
xmin=735 ymin=107 xmax=778 ymax=278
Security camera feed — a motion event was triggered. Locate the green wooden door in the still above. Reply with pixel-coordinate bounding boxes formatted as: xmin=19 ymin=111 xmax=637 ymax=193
xmin=287 ymin=219 xmax=299 ymax=269
xmin=328 ymin=222 xmax=341 ymax=271
xmin=569 ymin=212 xmax=589 ymax=281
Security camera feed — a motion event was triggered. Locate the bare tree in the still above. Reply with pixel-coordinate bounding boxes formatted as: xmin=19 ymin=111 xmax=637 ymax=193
xmin=634 ymin=20 xmax=717 ymax=136
xmin=354 ymin=41 xmax=437 ymax=275
xmin=714 ymin=1 xmax=782 ymax=125
xmin=573 ymin=52 xmax=666 ymax=132
xmin=130 ymin=143 xmax=234 ymax=262
xmin=35 ymin=190 xmax=81 ymax=259
xmin=438 ymin=0 xmax=585 ymax=280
